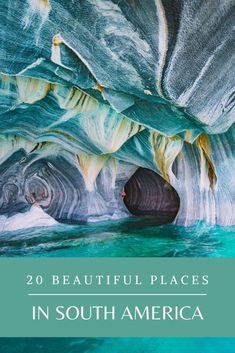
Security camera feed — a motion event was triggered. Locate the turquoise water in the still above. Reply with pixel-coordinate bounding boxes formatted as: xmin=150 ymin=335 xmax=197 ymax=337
xmin=0 ymin=218 xmax=234 ymax=257
xmin=1 ymin=337 xmax=235 ymax=353
xmin=1 ymin=219 xmax=235 ymax=352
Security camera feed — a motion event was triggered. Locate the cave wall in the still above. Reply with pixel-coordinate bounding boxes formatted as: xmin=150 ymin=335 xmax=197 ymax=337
xmin=123 ymin=167 xmax=180 ymax=224
xmin=0 ymin=0 xmax=234 ymax=228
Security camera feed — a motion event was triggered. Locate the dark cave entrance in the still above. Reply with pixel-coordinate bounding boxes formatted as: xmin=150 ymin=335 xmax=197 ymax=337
xmin=123 ymin=167 xmax=180 ymax=225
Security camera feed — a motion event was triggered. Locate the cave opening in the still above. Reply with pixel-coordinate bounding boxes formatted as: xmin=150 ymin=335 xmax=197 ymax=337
xmin=123 ymin=167 xmax=180 ymax=225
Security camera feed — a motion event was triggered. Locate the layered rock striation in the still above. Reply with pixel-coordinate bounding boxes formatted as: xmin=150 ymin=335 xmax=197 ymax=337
xmin=0 ymin=0 xmax=234 ymax=228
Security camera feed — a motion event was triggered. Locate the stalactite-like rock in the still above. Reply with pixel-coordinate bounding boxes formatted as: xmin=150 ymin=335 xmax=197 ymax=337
xmin=0 ymin=0 xmax=234 ymax=230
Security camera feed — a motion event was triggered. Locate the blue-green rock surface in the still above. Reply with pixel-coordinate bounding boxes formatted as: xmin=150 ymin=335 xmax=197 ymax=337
xmin=0 ymin=0 xmax=234 ymax=230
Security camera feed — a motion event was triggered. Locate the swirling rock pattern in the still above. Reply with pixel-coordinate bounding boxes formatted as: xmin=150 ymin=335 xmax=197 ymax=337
xmin=0 ymin=147 xmax=137 ymax=223
xmin=124 ymin=168 xmax=180 ymax=224
xmin=0 ymin=0 xmax=234 ymax=229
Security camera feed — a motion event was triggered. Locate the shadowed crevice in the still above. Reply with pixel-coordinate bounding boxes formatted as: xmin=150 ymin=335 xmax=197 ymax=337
xmin=123 ymin=167 xmax=180 ymax=225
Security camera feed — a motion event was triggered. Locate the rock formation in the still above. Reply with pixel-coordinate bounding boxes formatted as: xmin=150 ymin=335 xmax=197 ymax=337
xmin=0 ymin=0 xmax=234 ymax=228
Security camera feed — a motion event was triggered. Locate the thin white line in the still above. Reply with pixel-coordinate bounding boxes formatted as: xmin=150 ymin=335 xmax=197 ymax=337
xmin=28 ymin=293 xmax=207 ymax=296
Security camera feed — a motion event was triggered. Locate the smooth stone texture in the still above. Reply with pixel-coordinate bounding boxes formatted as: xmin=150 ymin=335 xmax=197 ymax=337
xmin=124 ymin=168 xmax=180 ymax=224
xmin=0 ymin=206 xmax=58 ymax=232
xmin=0 ymin=1 xmax=234 ymax=229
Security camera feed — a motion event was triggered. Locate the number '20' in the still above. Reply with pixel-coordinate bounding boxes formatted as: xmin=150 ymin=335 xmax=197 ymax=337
xmin=26 ymin=275 xmax=43 ymax=285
